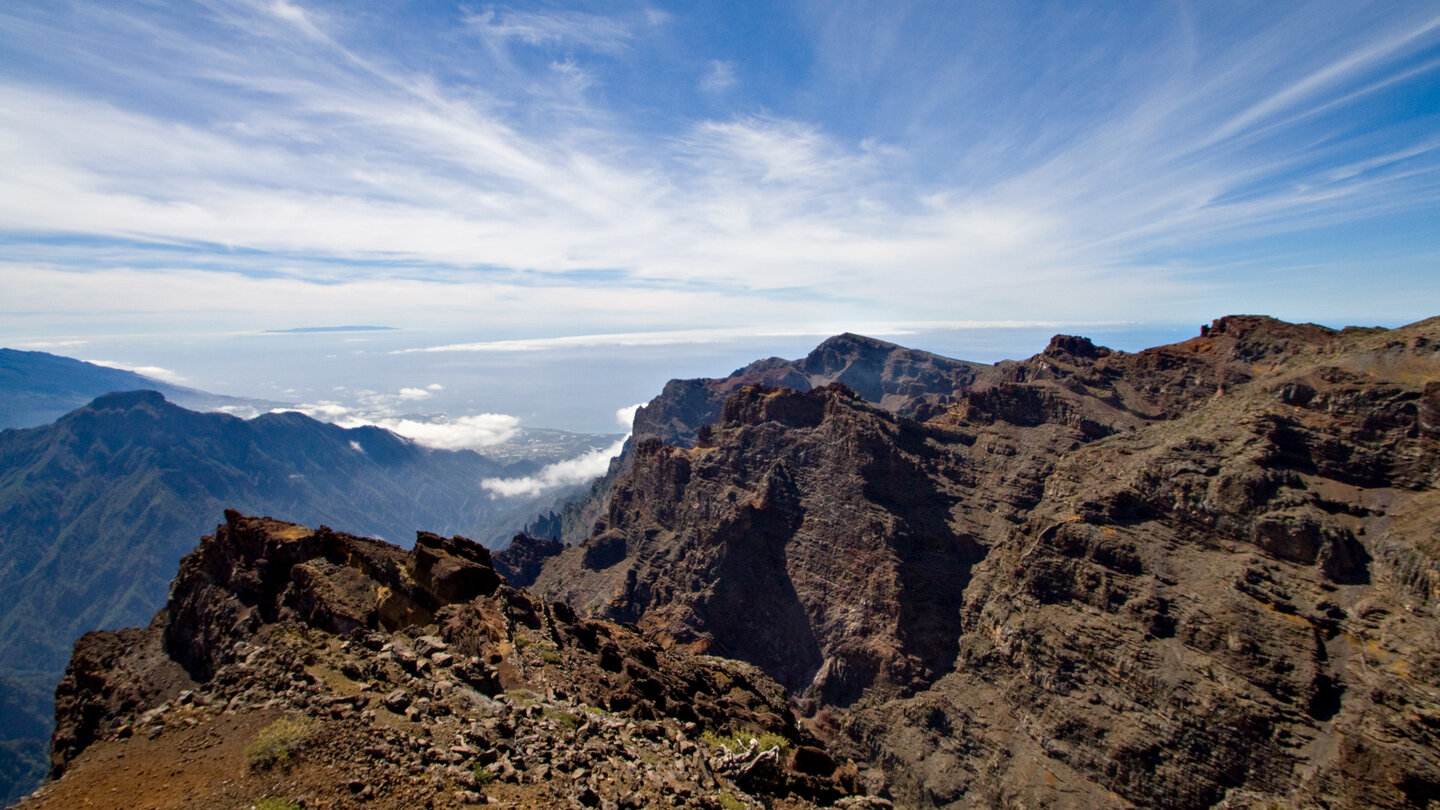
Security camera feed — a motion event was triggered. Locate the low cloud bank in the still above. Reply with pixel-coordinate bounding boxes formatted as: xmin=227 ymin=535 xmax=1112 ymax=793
xmin=614 ymin=402 xmax=643 ymax=431
xmin=481 ymin=436 xmax=627 ymax=497
xmin=276 ymin=402 xmax=521 ymax=449
xmin=480 ymin=403 xmax=642 ymax=497
xmin=87 ymin=359 xmax=187 ymax=384
xmin=353 ymin=413 xmax=521 ymax=449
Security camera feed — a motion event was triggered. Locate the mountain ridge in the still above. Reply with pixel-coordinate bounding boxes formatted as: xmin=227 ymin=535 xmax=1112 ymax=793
xmin=14 ymin=316 xmax=1440 ymax=808
xmin=0 ymin=348 xmax=288 ymax=429
xmin=0 ymin=391 xmax=578 ymax=804
xmin=529 ymin=314 xmax=1440 ymax=808
xmin=21 ymin=512 xmax=869 ymax=810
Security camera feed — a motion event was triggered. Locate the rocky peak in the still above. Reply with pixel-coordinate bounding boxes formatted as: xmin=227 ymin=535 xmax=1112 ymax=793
xmin=84 ymin=389 xmax=169 ymax=411
xmin=629 ymin=332 xmax=986 ymax=450
xmin=537 ymin=383 xmax=987 ymax=707
xmin=36 ymin=513 xmax=870 ymax=809
xmin=491 ymin=531 xmax=564 ymax=589
xmin=533 ymin=315 xmax=1440 ymax=809
xmin=1040 ymin=333 xmax=1109 ymax=361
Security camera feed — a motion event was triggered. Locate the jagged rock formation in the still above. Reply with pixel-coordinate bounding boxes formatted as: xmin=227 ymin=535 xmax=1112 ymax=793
xmin=534 ymin=316 xmax=1440 ymax=809
xmin=0 ymin=390 xmax=554 ymax=804
xmin=494 ymin=532 xmax=567 ymax=589
xmin=553 ymin=334 xmax=989 ymax=548
xmin=631 ymin=333 xmax=987 ymax=449
xmin=19 ymin=513 xmax=869 ymax=809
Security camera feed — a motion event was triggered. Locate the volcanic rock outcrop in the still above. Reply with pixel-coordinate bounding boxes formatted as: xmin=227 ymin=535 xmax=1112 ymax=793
xmin=630 ymin=333 xmax=987 ymax=449
xmin=551 ymin=334 xmax=990 ymax=548
xmin=0 ymin=389 xmax=571 ymax=804
xmin=533 ymin=316 xmax=1440 ymax=809
xmin=22 ymin=512 xmax=867 ymax=809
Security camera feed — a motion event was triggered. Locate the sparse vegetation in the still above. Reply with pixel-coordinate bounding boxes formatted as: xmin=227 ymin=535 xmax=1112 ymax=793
xmin=540 ymin=649 xmax=563 ymax=665
xmin=717 ymin=794 xmax=747 ymax=810
xmin=505 ymin=687 xmax=541 ymax=706
xmin=545 ymin=708 xmax=582 ymax=730
xmin=702 ymin=728 xmax=789 ymax=756
xmin=244 ymin=716 xmax=319 ymax=771
xmin=470 ymin=762 xmax=495 ymax=784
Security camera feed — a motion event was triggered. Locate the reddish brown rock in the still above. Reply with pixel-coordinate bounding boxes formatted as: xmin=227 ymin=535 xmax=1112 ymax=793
xmin=536 ymin=315 xmax=1440 ymax=809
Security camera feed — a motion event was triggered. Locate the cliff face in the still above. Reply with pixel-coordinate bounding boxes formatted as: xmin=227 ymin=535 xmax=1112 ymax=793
xmin=630 ymin=333 xmax=988 ymax=450
xmin=554 ymin=333 xmax=992 ymax=548
xmin=537 ymin=384 xmax=987 ymax=708
xmin=28 ymin=513 xmax=866 ymax=810
xmin=534 ymin=316 xmax=1440 ymax=808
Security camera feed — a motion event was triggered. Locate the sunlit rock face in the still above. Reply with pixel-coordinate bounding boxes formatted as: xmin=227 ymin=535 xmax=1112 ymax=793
xmin=538 ymin=316 xmax=1440 ymax=808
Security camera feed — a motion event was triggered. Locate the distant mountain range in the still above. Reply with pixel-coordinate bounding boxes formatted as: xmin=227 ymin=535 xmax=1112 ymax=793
xmin=0 ymin=387 xmax=593 ymax=803
xmin=0 ymin=348 xmax=289 ymax=429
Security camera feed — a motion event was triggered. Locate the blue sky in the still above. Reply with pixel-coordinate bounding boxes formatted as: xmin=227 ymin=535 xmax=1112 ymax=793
xmin=0 ymin=1 xmax=1437 ymax=347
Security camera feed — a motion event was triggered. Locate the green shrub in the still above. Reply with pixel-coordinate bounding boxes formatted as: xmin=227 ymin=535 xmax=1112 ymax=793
xmin=505 ymin=688 xmax=540 ymax=706
xmin=544 ymin=708 xmax=581 ymax=730
xmin=252 ymin=798 xmax=302 ymax=810
xmin=244 ymin=716 xmax=318 ymax=771
xmin=717 ymin=794 xmax=747 ymax=810
xmin=702 ymin=728 xmax=789 ymax=756
xmin=540 ymin=649 xmax=563 ymax=665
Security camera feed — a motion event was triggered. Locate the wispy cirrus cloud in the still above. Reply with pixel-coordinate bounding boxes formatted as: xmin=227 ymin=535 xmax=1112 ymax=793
xmin=393 ymin=325 xmax=891 ymax=354
xmin=464 ymin=6 xmax=635 ymax=53
xmin=0 ymin=0 xmax=1436 ymax=347
xmin=700 ymin=60 xmax=736 ymax=93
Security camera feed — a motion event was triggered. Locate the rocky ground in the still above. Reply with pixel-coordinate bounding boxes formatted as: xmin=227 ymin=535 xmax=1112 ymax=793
xmin=530 ymin=316 xmax=1440 ymax=809
xmin=16 ymin=514 xmax=880 ymax=809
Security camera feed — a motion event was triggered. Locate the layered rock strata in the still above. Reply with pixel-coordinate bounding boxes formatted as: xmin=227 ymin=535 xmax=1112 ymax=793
xmin=535 ymin=316 xmax=1440 ymax=809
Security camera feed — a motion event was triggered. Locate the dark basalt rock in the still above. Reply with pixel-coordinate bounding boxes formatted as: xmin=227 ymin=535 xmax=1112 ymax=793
xmin=536 ymin=315 xmax=1440 ymax=809
xmin=492 ymin=531 xmax=564 ymax=588
xmin=38 ymin=513 xmax=859 ymax=809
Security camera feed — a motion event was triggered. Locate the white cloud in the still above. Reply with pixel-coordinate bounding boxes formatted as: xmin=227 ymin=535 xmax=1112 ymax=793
xmin=426 ymin=383 xmax=445 ymax=391
xmin=700 ymin=60 xmax=736 ymax=93
xmin=0 ymin=0 xmax=1436 ymax=345
xmin=347 ymin=413 xmax=521 ymax=450
xmin=279 ymin=401 xmax=352 ymax=419
xmin=481 ymin=436 xmax=626 ymax=497
xmin=615 ymin=403 xmax=643 ymax=430
xmin=397 ymin=387 xmax=432 ymax=400
xmin=10 ymin=339 xmax=89 ymax=349
xmin=464 ymin=7 xmax=633 ymax=53
xmin=86 ymin=360 xmax=187 ymax=384
xmin=479 ymin=402 xmax=638 ymax=496
xmin=215 ymin=404 xmax=264 ymax=419
xmin=394 ymin=325 xmax=894 ymax=354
